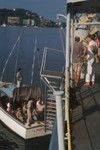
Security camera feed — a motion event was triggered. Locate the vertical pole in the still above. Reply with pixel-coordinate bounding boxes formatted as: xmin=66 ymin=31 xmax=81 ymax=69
xmin=53 ymin=91 xmax=65 ymax=150
xmin=31 ymin=36 xmax=37 ymax=85
xmin=65 ymin=7 xmax=72 ymax=150
xmin=70 ymin=10 xmax=74 ymax=88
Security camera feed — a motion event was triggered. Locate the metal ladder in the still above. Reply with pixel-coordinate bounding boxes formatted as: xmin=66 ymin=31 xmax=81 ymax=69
xmin=45 ymin=82 xmax=57 ymax=131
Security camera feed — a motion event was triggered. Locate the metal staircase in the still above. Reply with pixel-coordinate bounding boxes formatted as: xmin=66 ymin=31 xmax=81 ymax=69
xmin=40 ymin=47 xmax=66 ymax=150
xmin=44 ymin=80 xmax=65 ymax=133
xmin=45 ymin=88 xmax=56 ymax=130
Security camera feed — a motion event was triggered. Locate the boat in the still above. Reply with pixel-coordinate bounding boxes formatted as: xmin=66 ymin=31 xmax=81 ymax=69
xmin=0 ymin=81 xmax=52 ymax=139
xmin=1 ymin=23 xmax=6 ymax=27
xmin=0 ymin=36 xmax=52 ymax=139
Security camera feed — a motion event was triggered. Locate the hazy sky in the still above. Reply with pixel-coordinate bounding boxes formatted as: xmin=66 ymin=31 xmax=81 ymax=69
xmin=0 ymin=0 xmax=66 ymax=20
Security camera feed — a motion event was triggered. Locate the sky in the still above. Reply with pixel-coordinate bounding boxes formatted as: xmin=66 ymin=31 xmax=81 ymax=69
xmin=0 ymin=0 xmax=66 ymax=20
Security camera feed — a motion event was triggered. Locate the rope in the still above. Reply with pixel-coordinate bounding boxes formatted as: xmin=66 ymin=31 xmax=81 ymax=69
xmin=0 ymin=35 xmax=21 ymax=82
xmin=13 ymin=35 xmax=21 ymax=83
xmin=31 ymin=36 xmax=37 ymax=85
xmin=58 ymin=28 xmax=66 ymax=58
xmin=36 ymin=48 xmax=43 ymax=88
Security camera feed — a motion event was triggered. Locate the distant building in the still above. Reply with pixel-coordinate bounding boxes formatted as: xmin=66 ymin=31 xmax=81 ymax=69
xmin=7 ymin=17 xmax=20 ymax=26
xmin=22 ymin=19 xmax=31 ymax=26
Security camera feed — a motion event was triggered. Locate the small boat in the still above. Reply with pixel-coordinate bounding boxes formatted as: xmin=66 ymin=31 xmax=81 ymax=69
xmin=0 ymin=81 xmax=51 ymax=139
xmin=0 ymin=36 xmax=52 ymax=140
xmin=1 ymin=23 xmax=6 ymax=27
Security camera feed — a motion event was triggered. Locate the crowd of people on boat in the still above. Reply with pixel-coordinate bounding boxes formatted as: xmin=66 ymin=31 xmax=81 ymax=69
xmin=0 ymin=64 xmax=45 ymax=126
xmin=0 ymin=95 xmax=45 ymax=126
xmin=72 ymin=33 xmax=100 ymax=88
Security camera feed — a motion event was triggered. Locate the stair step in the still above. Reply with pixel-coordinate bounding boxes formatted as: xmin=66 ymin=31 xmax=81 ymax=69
xmin=46 ymin=116 xmax=55 ymax=121
xmin=47 ymin=105 xmax=56 ymax=109
xmin=46 ymin=121 xmax=53 ymax=126
xmin=47 ymin=109 xmax=56 ymax=113
xmin=47 ymin=101 xmax=56 ymax=105
xmin=47 ymin=100 xmax=55 ymax=103
xmin=47 ymin=98 xmax=55 ymax=101
xmin=46 ymin=114 xmax=55 ymax=119
xmin=47 ymin=96 xmax=55 ymax=99
xmin=46 ymin=122 xmax=54 ymax=126
xmin=46 ymin=120 xmax=54 ymax=125
xmin=46 ymin=113 xmax=56 ymax=117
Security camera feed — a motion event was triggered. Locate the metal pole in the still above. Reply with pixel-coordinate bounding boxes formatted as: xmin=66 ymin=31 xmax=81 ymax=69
xmin=31 ymin=36 xmax=37 ymax=85
xmin=53 ymin=91 xmax=65 ymax=150
xmin=65 ymin=8 xmax=72 ymax=150
xmin=70 ymin=10 xmax=74 ymax=88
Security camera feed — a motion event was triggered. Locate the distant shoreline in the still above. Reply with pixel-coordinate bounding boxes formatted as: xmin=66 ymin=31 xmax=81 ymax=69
xmin=0 ymin=8 xmax=65 ymax=28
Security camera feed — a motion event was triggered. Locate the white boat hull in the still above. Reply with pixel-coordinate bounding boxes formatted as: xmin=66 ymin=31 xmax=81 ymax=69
xmin=0 ymin=107 xmax=51 ymax=139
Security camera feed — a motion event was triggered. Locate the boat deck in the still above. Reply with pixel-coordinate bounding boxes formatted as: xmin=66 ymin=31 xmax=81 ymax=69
xmin=72 ymin=63 xmax=100 ymax=150
xmin=25 ymin=121 xmax=45 ymax=128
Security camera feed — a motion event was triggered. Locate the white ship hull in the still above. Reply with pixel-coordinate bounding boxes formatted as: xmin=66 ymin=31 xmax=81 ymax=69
xmin=0 ymin=106 xmax=50 ymax=139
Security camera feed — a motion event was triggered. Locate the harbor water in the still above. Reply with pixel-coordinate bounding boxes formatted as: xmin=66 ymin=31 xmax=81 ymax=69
xmin=0 ymin=27 xmax=65 ymax=150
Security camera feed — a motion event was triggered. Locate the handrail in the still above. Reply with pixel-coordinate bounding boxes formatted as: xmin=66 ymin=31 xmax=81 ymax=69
xmin=74 ymin=22 xmax=100 ymax=26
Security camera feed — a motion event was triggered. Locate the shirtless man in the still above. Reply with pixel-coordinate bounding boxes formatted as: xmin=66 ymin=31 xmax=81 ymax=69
xmin=36 ymin=98 xmax=44 ymax=121
xmin=27 ymin=98 xmax=34 ymax=126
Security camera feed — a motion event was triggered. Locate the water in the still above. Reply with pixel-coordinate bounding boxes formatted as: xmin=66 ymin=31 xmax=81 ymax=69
xmin=0 ymin=27 xmax=65 ymax=86
xmin=0 ymin=27 xmax=65 ymax=150
xmin=0 ymin=121 xmax=51 ymax=150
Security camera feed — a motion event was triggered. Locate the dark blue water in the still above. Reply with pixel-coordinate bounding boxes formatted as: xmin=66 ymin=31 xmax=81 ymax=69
xmin=0 ymin=27 xmax=65 ymax=86
xmin=0 ymin=121 xmax=51 ymax=150
xmin=0 ymin=27 xmax=65 ymax=150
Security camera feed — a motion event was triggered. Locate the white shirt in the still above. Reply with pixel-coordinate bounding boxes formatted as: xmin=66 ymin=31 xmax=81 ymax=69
xmin=87 ymin=40 xmax=97 ymax=60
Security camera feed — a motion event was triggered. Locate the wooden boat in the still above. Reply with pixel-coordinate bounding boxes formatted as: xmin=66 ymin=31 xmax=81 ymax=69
xmin=0 ymin=82 xmax=51 ymax=139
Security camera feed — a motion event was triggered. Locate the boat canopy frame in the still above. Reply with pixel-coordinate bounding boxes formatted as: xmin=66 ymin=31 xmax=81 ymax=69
xmin=40 ymin=47 xmax=65 ymax=91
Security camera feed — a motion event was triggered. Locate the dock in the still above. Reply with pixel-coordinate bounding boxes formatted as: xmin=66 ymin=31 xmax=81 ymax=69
xmin=72 ymin=63 xmax=100 ymax=150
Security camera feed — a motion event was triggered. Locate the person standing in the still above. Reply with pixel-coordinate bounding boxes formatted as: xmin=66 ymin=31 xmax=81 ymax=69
xmin=95 ymin=34 xmax=100 ymax=63
xmin=16 ymin=68 xmax=23 ymax=88
xmin=27 ymin=98 xmax=35 ymax=126
xmin=36 ymin=98 xmax=44 ymax=121
xmin=84 ymin=34 xmax=98 ymax=86
xmin=72 ymin=36 xmax=85 ymax=87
